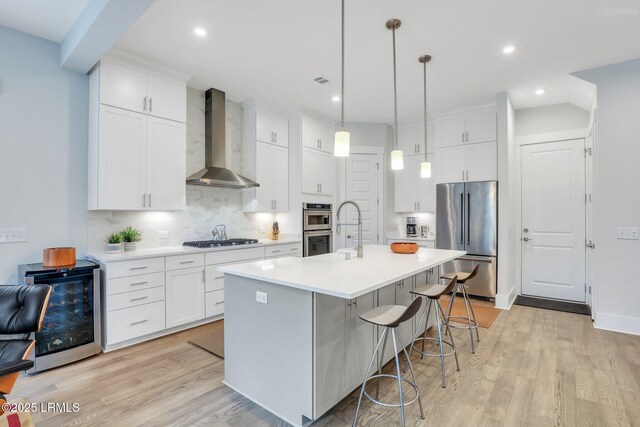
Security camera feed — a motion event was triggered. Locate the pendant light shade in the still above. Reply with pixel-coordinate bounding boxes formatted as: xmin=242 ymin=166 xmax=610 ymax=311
xmin=334 ymin=130 xmax=350 ymax=157
xmin=419 ymin=54 xmax=432 ymax=179
xmin=387 ymin=19 xmax=403 ymax=170
xmin=420 ymin=160 xmax=432 ymax=178
xmin=391 ymin=149 xmax=404 ymax=170
xmin=334 ymin=0 xmax=350 ymax=157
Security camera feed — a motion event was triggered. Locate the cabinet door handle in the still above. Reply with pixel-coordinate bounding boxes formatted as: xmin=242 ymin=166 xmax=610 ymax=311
xmin=290 ymin=247 xmax=298 ymax=251
xmin=130 ymin=281 xmax=148 ymax=286
xmin=130 ymin=266 xmax=148 ymax=271
xmin=143 ymin=96 xmax=147 ymax=112
xmin=142 ymin=193 xmax=146 ymax=207
xmin=130 ymin=319 xmax=148 ymax=326
xmin=275 ymin=200 xmax=277 ymax=210
xmin=462 ymin=132 xmax=464 ymax=143
xmin=319 ymin=183 xmax=322 ymax=193
xmin=274 ymin=132 xmax=277 ymax=142
xmin=179 ymin=260 xmax=195 ymax=264
xmin=215 ymin=301 xmax=224 ymax=305
xmin=319 ymin=139 xmax=322 ymax=149
xmin=149 ymin=97 xmax=153 ymax=113
xmin=130 ymin=296 xmax=149 ymax=302
xmin=271 ymin=250 xmax=282 ymax=254
xmin=417 ymin=201 xmax=420 ymax=211
xmin=148 ymin=193 xmax=151 ymax=208
xmin=465 ymin=131 xmax=469 ymax=143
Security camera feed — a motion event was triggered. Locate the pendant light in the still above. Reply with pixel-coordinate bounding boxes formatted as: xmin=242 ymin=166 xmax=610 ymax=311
xmin=387 ymin=19 xmax=403 ymax=170
xmin=419 ymin=54 xmax=432 ymax=178
xmin=334 ymin=0 xmax=350 ymax=157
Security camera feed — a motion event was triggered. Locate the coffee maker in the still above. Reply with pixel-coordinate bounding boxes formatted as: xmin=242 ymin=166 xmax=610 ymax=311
xmin=406 ymin=217 xmax=418 ymax=237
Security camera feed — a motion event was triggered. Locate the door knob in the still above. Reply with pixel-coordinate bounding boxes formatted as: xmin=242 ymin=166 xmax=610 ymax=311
xmin=523 ymin=237 xmax=533 ymax=242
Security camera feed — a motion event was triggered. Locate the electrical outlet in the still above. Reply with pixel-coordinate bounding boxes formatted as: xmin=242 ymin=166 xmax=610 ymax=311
xmin=617 ymin=227 xmax=639 ymax=240
xmin=158 ymin=231 xmax=169 ymax=239
xmin=256 ymin=291 xmax=268 ymax=304
xmin=0 ymin=228 xmax=27 ymax=243
xmin=259 ymin=226 xmax=266 ymax=234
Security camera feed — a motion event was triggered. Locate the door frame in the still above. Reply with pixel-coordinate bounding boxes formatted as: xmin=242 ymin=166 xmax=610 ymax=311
xmin=514 ymin=128 xmax=594 ymax=307
xmin=336 ymin=146 xmax=385 ymax=248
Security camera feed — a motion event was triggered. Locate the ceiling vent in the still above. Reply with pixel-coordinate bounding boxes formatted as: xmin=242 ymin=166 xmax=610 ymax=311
xmin=314 ymin=76 xmax=330 ymax=84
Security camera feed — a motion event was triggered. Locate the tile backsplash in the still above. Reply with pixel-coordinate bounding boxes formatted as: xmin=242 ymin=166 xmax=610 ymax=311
xmin=87 ymin=88 xmax=272 ymax=252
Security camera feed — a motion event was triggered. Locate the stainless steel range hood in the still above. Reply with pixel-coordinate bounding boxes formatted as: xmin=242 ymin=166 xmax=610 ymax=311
xmin=186 ymin=88 xmax=259 ymax=188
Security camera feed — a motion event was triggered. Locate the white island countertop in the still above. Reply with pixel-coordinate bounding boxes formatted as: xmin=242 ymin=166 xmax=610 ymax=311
xmin=219 ymin=245 xmax=465 ymax=299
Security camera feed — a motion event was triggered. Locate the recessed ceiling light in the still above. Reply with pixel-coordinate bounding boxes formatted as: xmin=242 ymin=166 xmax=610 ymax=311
xmin=503 ymin=45 xmax=515 ymax=54
xmin=332 ymin=95 xmax=340 ymax=102
xmin=193 ymin=26 xmax=207 ymax=37
xmin=535 ymin=89 xmax=545 ymax=95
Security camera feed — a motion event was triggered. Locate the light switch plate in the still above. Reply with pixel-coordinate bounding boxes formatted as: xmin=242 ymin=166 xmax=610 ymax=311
xmin=256 ymin=291 xmax=268 ymax=304
xmin=617 ymin=227 xmax=638 ymax=240
xmin=0 ymin=228 xmax=27 ymax=243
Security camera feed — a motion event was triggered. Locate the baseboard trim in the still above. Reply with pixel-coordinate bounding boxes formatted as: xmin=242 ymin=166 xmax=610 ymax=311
xmin=495 ymin=287 xmax=517 ymax=310
xmin=595 ymin=311 xmax=640 ymax=336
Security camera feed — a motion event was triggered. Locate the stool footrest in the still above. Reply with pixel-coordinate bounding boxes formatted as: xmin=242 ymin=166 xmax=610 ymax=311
xmin=411 ymin=336 xmax=457 ymax=358
xmin=362 ymin=374 xmax=420 ymax=408
xmin=445 ymin=315 xmax=478 ymax=329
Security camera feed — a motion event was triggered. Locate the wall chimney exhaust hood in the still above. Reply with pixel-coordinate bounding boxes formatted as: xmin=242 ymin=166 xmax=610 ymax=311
xmin=186 ymin=88 xmax=259 ymax=188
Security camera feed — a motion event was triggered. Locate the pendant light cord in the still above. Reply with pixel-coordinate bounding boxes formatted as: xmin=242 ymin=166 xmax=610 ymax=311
xmin=423 ymin=60 xmax=427 ymax=160
xmin=340 ymin=0 xmax=345 ymax=129
xmin=392 ymin=27 xmax=398 ymax=150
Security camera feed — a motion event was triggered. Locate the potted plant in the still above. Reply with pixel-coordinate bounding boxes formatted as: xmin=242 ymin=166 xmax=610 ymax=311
xmin=121 ymin=226 xmax=142 ymax=252
xmin=105 ymin=232 xmax=123 ymax=254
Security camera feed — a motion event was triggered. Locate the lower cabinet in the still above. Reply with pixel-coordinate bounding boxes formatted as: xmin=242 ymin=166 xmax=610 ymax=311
xmin=378 ymin=279 xmax=413 ymax=365
xmin=165 ymin=266 xmax=205 ymax=328
xmin=107 ymin=301 xmax=166 ymax=345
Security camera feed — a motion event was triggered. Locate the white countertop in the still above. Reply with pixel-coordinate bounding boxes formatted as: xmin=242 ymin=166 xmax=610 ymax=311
xmin=387 ymin=236 xmax=436 ymax=243
xmin=87 ymin=238 xmax=301 ymax=263
xmin=219 ymin=245 xmax=465 ymax=299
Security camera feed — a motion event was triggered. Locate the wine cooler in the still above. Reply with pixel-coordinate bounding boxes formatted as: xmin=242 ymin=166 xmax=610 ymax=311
xmin=19 ymin=260 xmax=101 ymax=372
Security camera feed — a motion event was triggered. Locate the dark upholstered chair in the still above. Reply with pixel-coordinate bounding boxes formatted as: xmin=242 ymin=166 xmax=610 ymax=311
xmin=0 ymin=284 xmax=51 ymax=414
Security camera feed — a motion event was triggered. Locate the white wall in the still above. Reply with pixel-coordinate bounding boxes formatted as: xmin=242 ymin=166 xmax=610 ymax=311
xmin=87 ymin=88 xmax=273 ymax=252
xmin=515 ymin=103 xmax=590 ymax=136
xmin=495 ymin=93 xmax=517 ymax=308
xmin=575 ymin=59 xmax=640 ymax=335
xmin=0 ymin=25 xmax=88 ymax=283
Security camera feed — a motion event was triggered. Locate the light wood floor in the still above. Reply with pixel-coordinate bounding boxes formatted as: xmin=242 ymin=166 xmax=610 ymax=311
xmin=11 ymin=304 xmax=640 ymax=426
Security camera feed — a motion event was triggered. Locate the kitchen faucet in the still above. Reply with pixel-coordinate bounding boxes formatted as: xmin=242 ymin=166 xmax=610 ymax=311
xmin=336 ymin=200 xmax=363 ymax=258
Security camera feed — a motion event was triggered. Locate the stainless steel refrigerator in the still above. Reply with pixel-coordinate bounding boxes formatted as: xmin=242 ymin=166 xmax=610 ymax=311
xmin=436 ymin=181 xmax=497 ymax=298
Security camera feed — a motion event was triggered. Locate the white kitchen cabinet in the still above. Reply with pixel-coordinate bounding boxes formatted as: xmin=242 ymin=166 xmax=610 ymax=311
xmin=165 ymin=266 xmax=205 ymax=328
xmin=247 ymin=142 xmax=288 ymax=212
xmin=394 ymin=154 xmax=436 ymax=213
xmin=146 ymin=116 xmax=186 ymax=210
xmin=302 ymin=147 xmax=334 ymax=196
xmin=435 ymin=110 xmax=496 ymax=148
xmin=398 ymin=126 xmax=434 ymax=155
xmin=256 ymin=110 xmax=289 ymax=148
xmin=395 ymin=280 xmax=414 ymax=354
xmin=96 ymin=105 xmax=147 ymax=210
xmin=436 ymin=141 xmax=496 ymax=183
xmin=98 ymin=59 xmax=186 ymax=123
xmin=301 ymin=117 xmax=334 ymax=154
xmin=347 ymin=293 xmax=375 ymax=391
xmin=265 ymin=243 xmax=302 ymax=259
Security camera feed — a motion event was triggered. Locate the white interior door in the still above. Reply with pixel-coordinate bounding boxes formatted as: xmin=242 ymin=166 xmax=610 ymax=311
xmin=521 ymin=139 xmax=586 ymax=302
xmin=339 ymin=153 xmax=382 ymax=249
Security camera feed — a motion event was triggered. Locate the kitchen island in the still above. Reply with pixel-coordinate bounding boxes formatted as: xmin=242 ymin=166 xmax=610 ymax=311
xmin=219 ymin=245 xmax=465 ymax=427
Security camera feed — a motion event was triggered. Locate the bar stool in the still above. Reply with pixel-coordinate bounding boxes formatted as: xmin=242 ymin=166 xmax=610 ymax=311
xmin=404 ymin=276 xmax=460 ymax=388
xmin=441 ymin=265 xmax=480 ymax=353
xmin=353 ymin=297 xmax=424 ymax=427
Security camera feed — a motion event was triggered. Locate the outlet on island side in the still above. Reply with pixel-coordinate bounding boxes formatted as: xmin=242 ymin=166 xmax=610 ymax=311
xmin=256 ymin=291 xmax=268 ymax=304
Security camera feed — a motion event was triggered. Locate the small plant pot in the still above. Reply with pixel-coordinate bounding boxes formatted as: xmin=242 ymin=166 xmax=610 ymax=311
xmin=124 ymin=242 xmax=138 ymax=252
xmin=105 ymin=243 xmax=123 ymax=254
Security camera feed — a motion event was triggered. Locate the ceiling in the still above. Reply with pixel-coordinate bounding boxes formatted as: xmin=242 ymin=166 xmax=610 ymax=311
xmin=0 ymin=0 xmax=88 ymax=43
xmin=4 ymin=0 xmax=640 ymax=124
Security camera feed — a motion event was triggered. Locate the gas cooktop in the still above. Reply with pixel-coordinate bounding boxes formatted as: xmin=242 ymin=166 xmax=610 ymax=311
xmin=183 ymin=238 xmax=260 ymax=248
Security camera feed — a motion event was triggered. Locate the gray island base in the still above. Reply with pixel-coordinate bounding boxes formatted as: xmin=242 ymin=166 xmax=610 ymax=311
xmin=219 ymin=245 xmax=466 ymax=426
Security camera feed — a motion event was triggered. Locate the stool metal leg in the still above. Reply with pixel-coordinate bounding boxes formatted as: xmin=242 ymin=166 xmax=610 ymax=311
xmin=443 ymin=284 xmax=458 ymax=337
xmin=459 ymin=285 xmax=476 ymax=354
xmin=420 ymin=299 xmax=433 ymax=357
xmin=375 ymin=325 xmax=390 ymax=400
xmin=462 ymin=284 xmax=480 ymax=344
xmin=403 ymin=297 xmax=429 ymax=374
xmin=396 ymin=330 xmax=425 ymax=419
xmin=390 ymin=328 xmax=405 ymax=426
xmin=437 ymin=301 xmax=460 ymax=372
xmin=353 ymin=327 xmax=388 ymax=427
xmin=434 ymin=300 xmax=447 ymax=388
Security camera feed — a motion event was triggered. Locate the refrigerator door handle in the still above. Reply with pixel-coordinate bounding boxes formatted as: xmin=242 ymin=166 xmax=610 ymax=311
xmin=460 ymin=192 xmax=464 ymax=245
xmin=467 ymin=192 xmax=471 ymax=245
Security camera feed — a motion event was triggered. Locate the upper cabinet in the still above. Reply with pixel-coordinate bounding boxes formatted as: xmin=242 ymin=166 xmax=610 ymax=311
xmin=434 ymin=107 xmax=497 ymax=183
xmin=394 ymin=154 xmax=436 ymax=213
xmin=99 ymin=60 xmax=186 ymax=123
xmin=435 ymin=110 xmax=496 ymax=148
xmin=242 ymin=102 xmax=290 ymax=212
xmin=398 ymin=125 xmax=434 ymax=155
xmin=88 ymin=57 xmax=188 ymax=210
xmin=300 ymin=115 xmax=335 ymax=195
xmin=301 ymin=117 xmax=334 ymax=154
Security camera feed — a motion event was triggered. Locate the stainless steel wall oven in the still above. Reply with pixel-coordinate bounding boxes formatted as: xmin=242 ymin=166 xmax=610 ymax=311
xmin=302 ymin=203 xmax=333 ymax=257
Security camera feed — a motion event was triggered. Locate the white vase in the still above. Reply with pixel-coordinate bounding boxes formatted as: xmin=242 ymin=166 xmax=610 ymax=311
xmin=124 ymin=242 xmax=138 ymax=252
xmin=105 ymin=243 xmax=123 ymax=254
